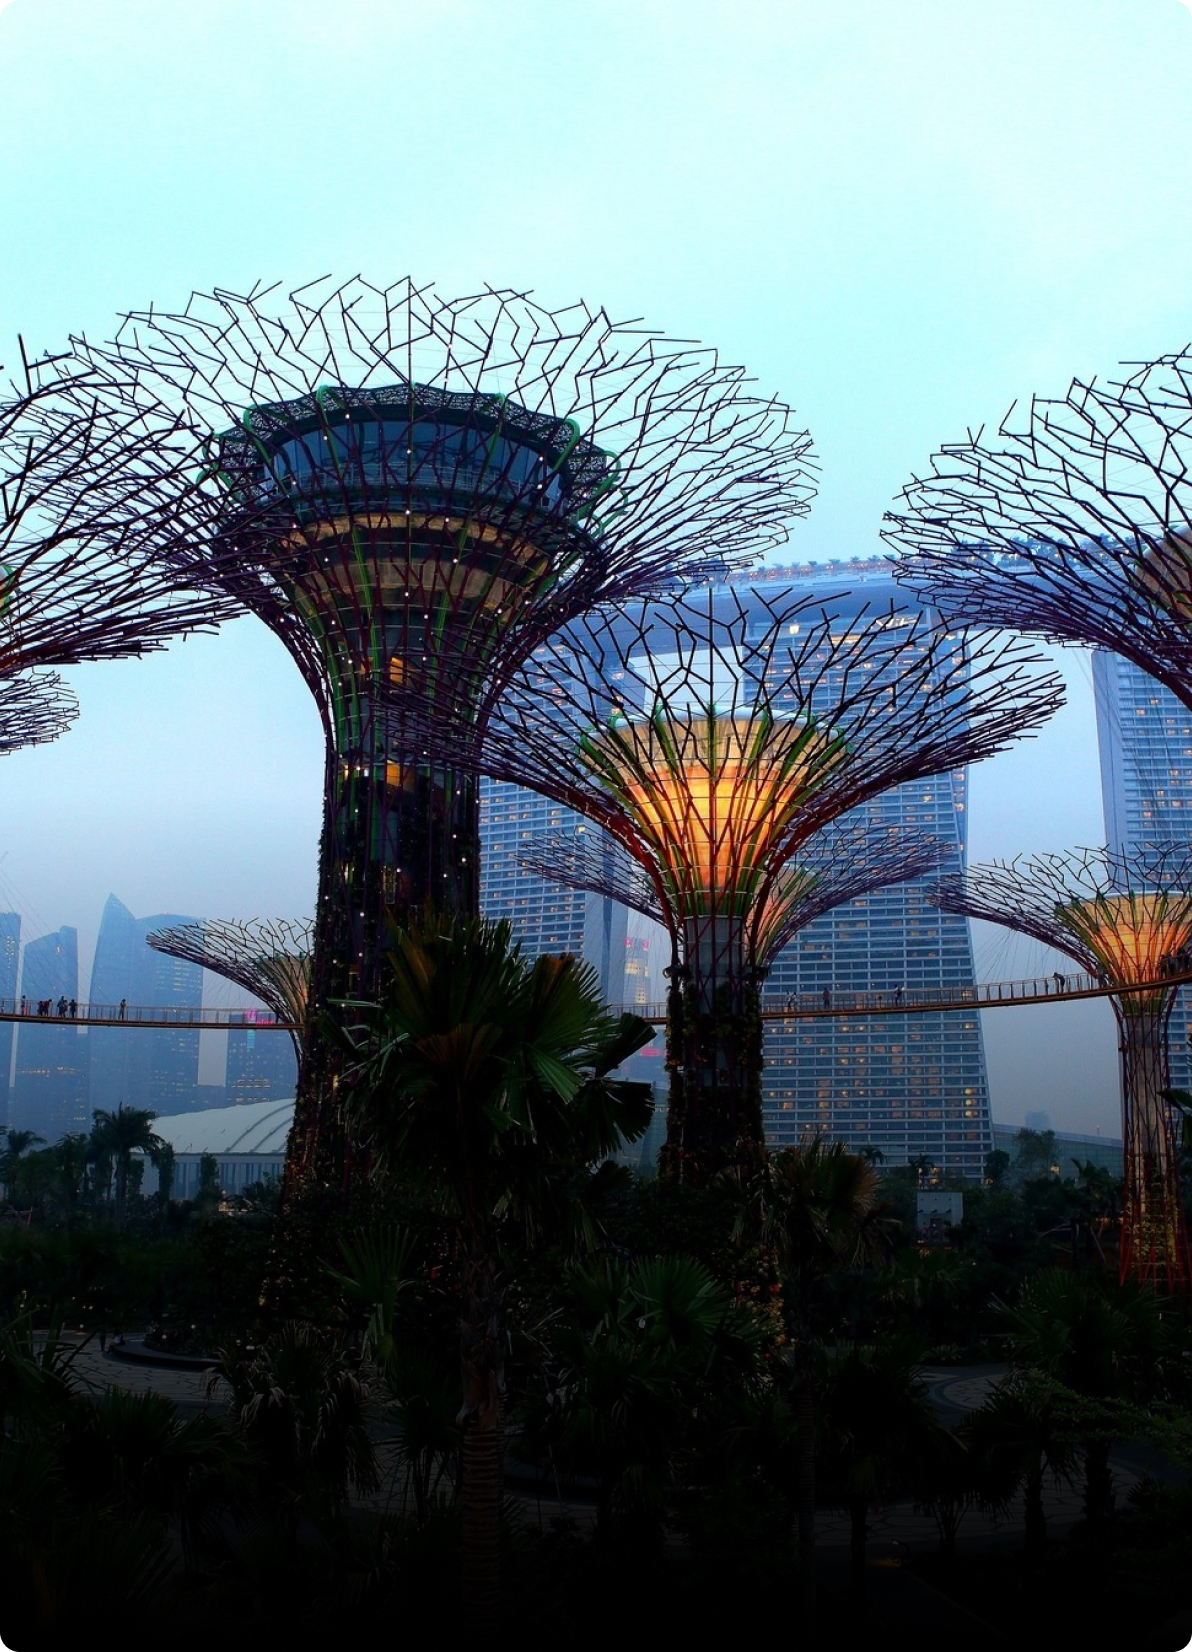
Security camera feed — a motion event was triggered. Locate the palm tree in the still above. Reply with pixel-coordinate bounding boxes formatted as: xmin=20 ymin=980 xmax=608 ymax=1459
xmin=816 ymin=1340 xmax=940 ymax=1584
xmin=728 ymin=1137 xmax=895 ymax=1624
xmin=966 ymin=1377 xmax=1080 ymax=1556
xmin=339 ymin=913 xmax=654 ymax=1627
xmin=723 ymin=1136 xmax=891 ymax=1625
xmin=526 ymin=1253 xmax=764 ymax=1550
xmin=0 ymin=1130 xmax=45 ymax=1199
xmin=212 ymin=1321 xmax=377 ymax=1541
xmin=88 ymin=1106 xmax=167 ymax=1228
xmin=998 ymin=1268 xmax=1167 ymax=1532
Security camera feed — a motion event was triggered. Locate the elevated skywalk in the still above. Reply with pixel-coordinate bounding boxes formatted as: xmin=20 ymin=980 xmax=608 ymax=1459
xmin=2 ymin=965 xmax=1190 ymax=1031
xmin=618 ymin=966 xmax=1192 ymax=1025
xmin=0 ymin=1000 xmax=298 ymax=1031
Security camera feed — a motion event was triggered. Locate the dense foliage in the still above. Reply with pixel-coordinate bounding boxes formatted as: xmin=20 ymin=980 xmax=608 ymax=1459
xmin=1 ymin=1013 xmax=1190 ymax=1642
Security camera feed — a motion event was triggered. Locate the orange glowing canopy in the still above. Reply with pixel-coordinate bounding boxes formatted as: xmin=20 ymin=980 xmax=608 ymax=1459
xmin=1054 ymin=891 xmax=1192 ymax=986
xmin=579 ymin=705 xmax=846 ymax=917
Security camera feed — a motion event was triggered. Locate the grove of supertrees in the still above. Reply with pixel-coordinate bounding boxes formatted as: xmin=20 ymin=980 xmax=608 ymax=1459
xmin=147 ymin=918 xmax=312 ymax=1062
xmin=882 ymin=350 xmax=1192 ymax=712
xmin=400 ymin=582 xmax=1064 ymax=1183
xmin=8 ymin=276 xmax=820 ymax=1206
xmin=930 ymin=846 xmax=1192 ymax=1293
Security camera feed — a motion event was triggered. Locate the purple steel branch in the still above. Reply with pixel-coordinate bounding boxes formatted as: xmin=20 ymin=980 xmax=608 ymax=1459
xmin=885 ymin=352 xmax=1192 ymax=710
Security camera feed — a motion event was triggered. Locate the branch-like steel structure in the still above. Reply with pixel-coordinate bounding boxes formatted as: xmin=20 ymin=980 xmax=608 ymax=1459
xmin=884 ymin=352 xmax=1192 ymax=711
xmin=0 ymin=671 xmax=77 ymax=755
xmin=399 ymin=582 xmax=1063 ymax=1181
xmin=930 ymin=846 xmax=1192 ymax=1293
xmin=22 ymin=276 xmax=818 ymax=1206
xmin=0 ymin=346 xmax=239 ymax=676
xmin=147 ymin=918 xmax=312 ymax=1061
xmin=521 ymin=819 xmax=955 ymax=972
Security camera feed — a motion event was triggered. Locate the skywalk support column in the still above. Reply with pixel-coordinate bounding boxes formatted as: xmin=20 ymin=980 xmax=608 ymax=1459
xmin=1115 ymin=991 xmax=1187 ymax=1291
xmin=665 ymin=912 xmax=765 ymax=1181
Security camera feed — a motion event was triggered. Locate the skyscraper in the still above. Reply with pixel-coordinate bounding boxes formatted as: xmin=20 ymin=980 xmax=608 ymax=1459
xmin=477 ymin=559 xmax=995 ymax=1178
xmin=1093 ymin=649 xmax=1192 ymax=1090
xmin=88 ymin=895 xmax=138 ymax=1114
xmin=0 ymin=914 xmax=20 ymax=1128
xmin=227 ymin=1011 xmax=298 ymax=1106
xmin=11 ymin=927 xmax=85 ymax=1139
xmin=478 ymin=786 xmax=628 ymax=1001
xmin=88 ymin=896 xmax=203 ymax=1116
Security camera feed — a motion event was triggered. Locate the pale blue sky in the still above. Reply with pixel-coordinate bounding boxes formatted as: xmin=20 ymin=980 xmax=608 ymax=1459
xmin=1 ymin=0 xmax=1190 ymax=1124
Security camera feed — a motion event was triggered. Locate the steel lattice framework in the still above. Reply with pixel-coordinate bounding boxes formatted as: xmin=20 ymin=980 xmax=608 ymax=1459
xmin=0 ymin=671 xmax=77 ymax=754
xmin=1 ymin=350 xmax=238 ymax=664
xmin=20 ymin=276 xmax=819 ymax=1201
xmin=147 ymin=918 xmax=312 ymax=1060
xmin=521 ymin=819 xmax=954 ymax=972
xmin=930 ymin=847 xmax=1192 ymax=1294
xmin=0 ymin=347 xmax=236 ymax=765
xmin=883 ymin=352 xmax=1192 ymax=711
xmin=398 ymin=583 xmax=1063 ymax=1182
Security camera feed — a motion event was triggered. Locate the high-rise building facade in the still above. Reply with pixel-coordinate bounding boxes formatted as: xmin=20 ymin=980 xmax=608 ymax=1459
xmin=89 ymin=895 xmax=203 ymax=1116
xmin=477 ymin=559 xmax=994 ymax=1178
xmin=227 ymin=1012 xmax=298 ymax=1106
xmin=0 ymin=914 xmax=20 ymax=1128
xmin=1093 ymin=649 xmax=1192 ymax=1089
xmin=11 ymin=927 xmax=85 ymax=1139
xmin=478 ymin=787 xmax=628 ymax=1001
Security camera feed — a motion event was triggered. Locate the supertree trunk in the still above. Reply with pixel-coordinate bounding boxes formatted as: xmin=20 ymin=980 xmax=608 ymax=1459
xmin=1116 ymin=999 xmax=1191 ymax=1293
xmin=660 ymin=916 xmax=764 ymax=1182
xmin=283 ymin=726 xmax=481 ymax=1207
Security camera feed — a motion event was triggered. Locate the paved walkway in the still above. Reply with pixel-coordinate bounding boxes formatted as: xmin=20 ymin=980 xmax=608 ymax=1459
xmin=58 ymin=1332 xmax=229 ymax=1411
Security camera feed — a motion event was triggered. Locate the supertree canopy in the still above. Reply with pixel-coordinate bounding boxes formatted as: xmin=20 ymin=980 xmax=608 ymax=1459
xmin=21 ymin=276 xmax=818 ymax=1200
xmin=930 ymin=846 xmax=1192 ymax=1293
xmin=883 ymin=352 xmax=1192 ymax=710
xmin=399 ymin=582 xmax=1063 ymax=1181
xmin=147 ymin=918 xmax=312 ymax=1061
xmin=520 ymin=818 xmax=954 ymax=977
xmin=0 ymin=346 xmax=236 ymax=691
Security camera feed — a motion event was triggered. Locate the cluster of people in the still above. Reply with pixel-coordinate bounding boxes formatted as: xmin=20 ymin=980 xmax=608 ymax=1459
xmin=21 ymin=996 xmax=78 ymax=1017
xmin=1159 ymin=947 xmax=1192 ymax=978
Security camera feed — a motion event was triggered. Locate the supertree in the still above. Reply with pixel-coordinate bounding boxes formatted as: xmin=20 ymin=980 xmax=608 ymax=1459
xmin=16 ymin=276 xmax=818 ymax=1199
xmin=882 ymin=351 xmax=1192 ymax=711
xmin=929 ymin=846 xmax=1192 ymax=1292
xmin=147 ymin=918 xmax=312 ymax=1061
xmin=395 ymin=583 xmax=1064 ymax=1182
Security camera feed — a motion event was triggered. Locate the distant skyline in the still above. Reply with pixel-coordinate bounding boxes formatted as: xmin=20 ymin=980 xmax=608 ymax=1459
xmin=2 ymin=1 xmax=1191 ymax=1134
